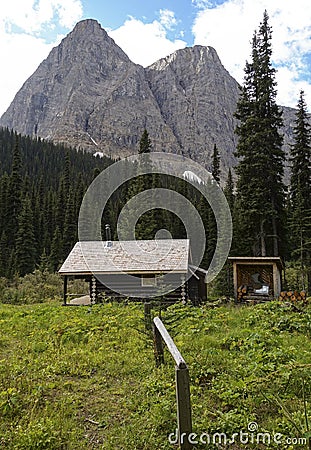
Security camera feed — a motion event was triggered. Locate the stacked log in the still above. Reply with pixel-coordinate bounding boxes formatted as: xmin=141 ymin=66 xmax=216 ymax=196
xmin=237 ymin=285 xmax=248 ymax=301
xmin=279 ymin=290 xmax=307 ymax=303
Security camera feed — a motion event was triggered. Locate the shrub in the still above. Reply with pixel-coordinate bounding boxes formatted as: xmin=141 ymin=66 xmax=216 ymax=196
xmin=0 ymin=270 xmax=63 ymax=304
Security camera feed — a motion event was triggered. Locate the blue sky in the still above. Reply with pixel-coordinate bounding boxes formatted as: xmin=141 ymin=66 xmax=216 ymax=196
xmin=0 ymin=0 xmax=311 ymax=115
xmin=83 ymin=0 xmax=198 ymax=44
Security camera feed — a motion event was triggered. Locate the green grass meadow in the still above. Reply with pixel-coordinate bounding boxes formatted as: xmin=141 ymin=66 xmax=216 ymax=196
xmin=0 ymin=300 xmax=311 ymax=449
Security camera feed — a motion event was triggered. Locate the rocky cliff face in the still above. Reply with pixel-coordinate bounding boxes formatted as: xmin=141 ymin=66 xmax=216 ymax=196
xmin=146 ymin=45 xmax=240 ymax=169
xmin=0 ymin=20 xmax=180 ymax=157
xmin=0 ymin=19 xmax=298 ymax=176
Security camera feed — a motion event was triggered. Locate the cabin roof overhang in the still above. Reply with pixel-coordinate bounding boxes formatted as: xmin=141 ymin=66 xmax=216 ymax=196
xmin=59 ymin=239 xmax=190 ymax=276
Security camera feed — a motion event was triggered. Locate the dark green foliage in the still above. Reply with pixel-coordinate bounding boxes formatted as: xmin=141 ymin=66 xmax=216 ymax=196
xmin=49 ymin=227 xmax=63 ymax=272
xmin=117 ymin=131 xmax=153 ymax=239
xmin=15 ymin=196 xmax=36 ymax=276
xmin=289 ymin=90 xmax=311 ymax=223
xmin=138 ymin=128 xmax=151 ymax=154
xmin=289 ymin=90 xmax=311 ymax=292
xmin=211 ymin=143 xmax=221 ymax=184
xmin=6 ymin=136 xmax=22 ymax=249
xmin=0 ymin=173 xmax=9 ymax=237
xmin=234 ymin=11 xmax=285 ymax=257
xmin=62 ymin=188 xmax=77 ymax=258
xmin=0 ymin=232 xmax=8 ymax=277
xmin=0 ymin=127 xmax=112 ymax=277
xmin=224 ymin=168 xmax=235 ymax=212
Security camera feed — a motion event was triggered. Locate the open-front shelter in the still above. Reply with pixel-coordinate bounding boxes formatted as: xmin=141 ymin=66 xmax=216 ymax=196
xmin=228 ymin=256 xmax=284 ymax=302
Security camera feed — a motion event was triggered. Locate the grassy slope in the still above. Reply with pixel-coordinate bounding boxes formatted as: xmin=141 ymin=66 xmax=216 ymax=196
xmin=0 ymin=301 xmax=310 ymax=449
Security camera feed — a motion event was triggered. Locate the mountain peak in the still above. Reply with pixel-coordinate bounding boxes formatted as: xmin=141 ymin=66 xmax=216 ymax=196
xmin=57 ymin=17 xmax=124 ymax=59
xmin=72 ymin=18 xmax=102 ymax=32
xmin=68 ymin=18 xmax=110 ymax=42
xmin=148 ymin=45 xmax=224 ymax=75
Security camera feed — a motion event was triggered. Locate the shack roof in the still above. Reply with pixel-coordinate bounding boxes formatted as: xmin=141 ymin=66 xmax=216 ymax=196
xmin=59 ymin=239 xmax=190 ymax=276
xmin=228 ymin=256 xmax=284 ymax=270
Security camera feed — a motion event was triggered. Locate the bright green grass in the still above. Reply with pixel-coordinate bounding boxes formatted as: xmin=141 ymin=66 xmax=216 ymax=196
xmin=0 ymin=300 xmax=310 ymax=449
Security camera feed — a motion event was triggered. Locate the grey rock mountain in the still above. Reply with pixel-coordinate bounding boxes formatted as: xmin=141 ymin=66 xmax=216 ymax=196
xmin=0 ymin=19 xmax=297 ymax=176
xmin=145 ymin=45 xmax=239 ymax=169
xmin=1 ymin=20 xmax=178 ymax=158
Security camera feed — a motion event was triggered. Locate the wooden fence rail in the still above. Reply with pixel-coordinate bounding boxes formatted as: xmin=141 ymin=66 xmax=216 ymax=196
xmin=152 ymin=316 xmax=193 ymax=450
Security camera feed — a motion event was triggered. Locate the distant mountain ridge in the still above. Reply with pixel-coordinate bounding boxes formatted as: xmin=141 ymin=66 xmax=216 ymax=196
xmin=0 ymin=19 xmax=298 ymax=177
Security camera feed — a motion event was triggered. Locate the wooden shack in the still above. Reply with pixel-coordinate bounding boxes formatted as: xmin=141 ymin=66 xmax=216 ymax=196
xmin=59 ymin=239 xmax=207 ymax=304
xmin=228 ymin=256 xmax=284 ymax=302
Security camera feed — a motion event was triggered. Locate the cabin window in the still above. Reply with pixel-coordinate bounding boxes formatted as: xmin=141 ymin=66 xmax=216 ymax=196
xmin=141 ymin=275 xmax=157 ymax=287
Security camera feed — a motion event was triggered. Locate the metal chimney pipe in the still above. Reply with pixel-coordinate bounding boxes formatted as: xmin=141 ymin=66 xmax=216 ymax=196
xmin=105 ymin=224 xmax=112 ymax=247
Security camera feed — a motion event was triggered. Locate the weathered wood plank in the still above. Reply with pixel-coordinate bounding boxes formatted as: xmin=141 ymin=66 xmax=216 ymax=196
xmin=153 ymin=317 xmax=187 ymax=369
xmin=153 ymin=324 xmax=165 ymax=366
xmin=176 ymin=367 xmax=193 ymax=449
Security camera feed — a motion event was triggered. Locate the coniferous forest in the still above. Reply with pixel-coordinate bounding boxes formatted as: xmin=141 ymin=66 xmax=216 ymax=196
xmin=0 ymin=11 xmax=310 ymax=295
xmin=0 ymin=128 xmax=112 ymax=278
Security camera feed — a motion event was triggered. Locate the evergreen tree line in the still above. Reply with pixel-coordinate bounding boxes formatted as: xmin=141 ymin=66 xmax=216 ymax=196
xmin=0 ymin=128 xmax=112 ymax=277
xmin=0 ymin=127 xmax=220 ymax=279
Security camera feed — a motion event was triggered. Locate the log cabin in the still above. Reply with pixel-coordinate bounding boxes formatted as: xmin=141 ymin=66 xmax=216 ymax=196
xmin=59 ymin=239 xmax=207 ymax=304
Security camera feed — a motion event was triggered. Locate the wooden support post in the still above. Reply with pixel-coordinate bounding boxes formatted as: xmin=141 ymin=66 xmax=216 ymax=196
xmin=232 ymin=262 xmax=238 ymax=302
xmin=63 ymin=275 xmax=68 ymax=306
xmin=273 ymin=263 xmax=281 ymax=298
xmin=153 ymin=323 xmax=164 ymax=367
xmin=176 ymin=366 xmax=192 ymax=449
xmin=144 ymin=302 xmax=152 ymax=334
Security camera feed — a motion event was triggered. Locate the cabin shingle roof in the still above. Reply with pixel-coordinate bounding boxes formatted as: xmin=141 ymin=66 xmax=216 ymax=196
xmin=59 ymin=239 xmax=190 ymax=275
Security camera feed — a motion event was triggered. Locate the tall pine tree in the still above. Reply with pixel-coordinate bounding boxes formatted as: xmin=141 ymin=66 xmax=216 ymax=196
xmin=289 ymin=90 xmax=311 ymax=291
xmin=124 ymin=129 xmax=157 ymax=239
xmin=7 ymin=136 xmax=22 ymax=250
xmin=139 ymin=129 xmax=151 ymax=154
xmin=211 ymin=144 xmax=221 ymax=184
xmin=224 ymin=168 xmax=235 ymax=212
xmin=15 ymin=196 xmax=36 ymax=276
xmin=234 ymin=10 xmax=285 ymax=257
xmin=290 ymin=90 xmax=311 ymax=206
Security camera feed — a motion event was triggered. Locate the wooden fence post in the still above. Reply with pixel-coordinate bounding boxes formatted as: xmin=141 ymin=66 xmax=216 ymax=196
xmin=176 ymin=366 xmax=192 ymax=449
xmin=144 ymin=302 xmax=152 ymax=333
xmin=153 ymin=323 xmax=164 ymax=367
xmin=152 ymin=317 xmax=193 ymax=449
xmin=63 ymin=275 xmax=68 ymax=306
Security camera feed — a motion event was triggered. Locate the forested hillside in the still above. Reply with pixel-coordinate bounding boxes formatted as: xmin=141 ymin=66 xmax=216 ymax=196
xmin=0 ymin=127 xmax=225 ymax=291
xmin=0 ymin=128 xmax=113 ymax=277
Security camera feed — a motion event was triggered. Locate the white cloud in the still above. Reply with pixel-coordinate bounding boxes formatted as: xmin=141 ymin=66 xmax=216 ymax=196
xmin=192 ymin=0 xmax=311 ymax=107
xmin=0 ymin=0 xmax=83 ymax=115
xmin=159 ymin=9 xmax=178 ymax=30
xmin=0 ymin=33 xmax=56 ymax=116
xmin=109 ymin=16 xmax=187 ymax=67
xmin=1 ymin=0 xmax=83 ymax=33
